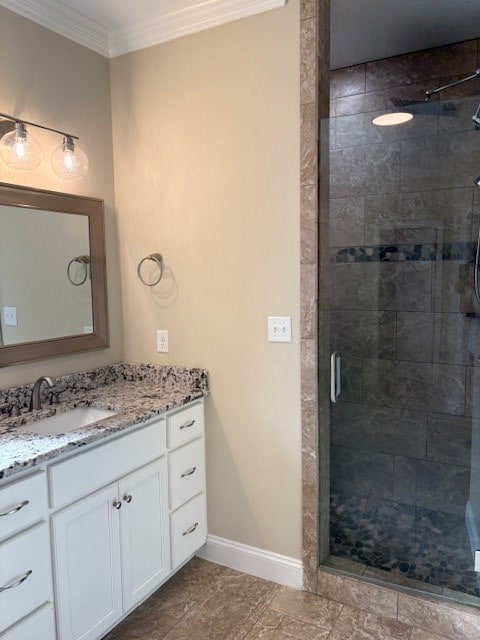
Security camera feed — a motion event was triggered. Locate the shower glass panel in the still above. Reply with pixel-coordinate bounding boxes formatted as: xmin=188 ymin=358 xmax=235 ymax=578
xmin=324 ymin=93 xmax=480 ymax=602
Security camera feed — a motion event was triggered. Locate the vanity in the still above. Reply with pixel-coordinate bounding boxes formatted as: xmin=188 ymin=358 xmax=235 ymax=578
xmin=0 ymin=363 xmax=209 ymax=640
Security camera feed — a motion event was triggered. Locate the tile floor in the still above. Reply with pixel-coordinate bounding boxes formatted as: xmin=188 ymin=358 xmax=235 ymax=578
xmin=102 ymin=557 xmax=453 ymax=639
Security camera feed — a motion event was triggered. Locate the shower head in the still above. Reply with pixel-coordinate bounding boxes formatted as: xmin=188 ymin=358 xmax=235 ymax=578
xmin=389 ymin=98 xmax=458 ymax=117
xmin=475 ymin=177 xmax=480 ymax=188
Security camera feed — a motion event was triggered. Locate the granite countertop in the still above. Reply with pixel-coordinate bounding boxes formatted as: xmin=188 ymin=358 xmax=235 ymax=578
xmin=0 ymin=363 xmax=208 ymax=481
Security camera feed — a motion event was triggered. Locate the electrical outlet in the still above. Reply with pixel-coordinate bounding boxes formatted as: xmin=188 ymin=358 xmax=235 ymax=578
xmin=267 ymin=316 xmax=292 ymax=343
xmin=3 ymin=307 xmax=17 ymax=327
xmin=156 ymin=330 xmax=169 ymax=353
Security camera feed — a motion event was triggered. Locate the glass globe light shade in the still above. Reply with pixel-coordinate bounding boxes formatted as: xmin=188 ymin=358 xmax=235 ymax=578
xmin=51 ymin=136 xmax=89 ymax=179
xmin=0 ymin=122 xmax=43 ymax=169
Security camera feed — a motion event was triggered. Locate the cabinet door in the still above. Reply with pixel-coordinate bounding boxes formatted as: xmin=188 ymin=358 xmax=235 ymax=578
xmin=52 ymin=484 xmax=122 ymax=640
xmin=119 ymin=458 xmax=170 ymax=612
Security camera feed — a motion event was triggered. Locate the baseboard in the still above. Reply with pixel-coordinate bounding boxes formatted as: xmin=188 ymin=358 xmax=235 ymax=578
xmin=196 ymin=534 xmax=303 ymax=589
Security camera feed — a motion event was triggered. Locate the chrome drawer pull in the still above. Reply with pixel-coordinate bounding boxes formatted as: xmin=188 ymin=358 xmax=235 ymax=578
xmin=0 ymin=569 xmax=32 ymax=593
xmin=180 ymin=420 xmax=195 ymax=430
xmin=123 ymin=494 xmax=133 ymax=503
xmin=112 ymin=500 xmax=122 ymax=510
xmin=181 ymin=467 xmax=197 ymax=478
xmin=182 ymin=522 xmax=199 ymax=536
xmin=0 ymin=500 xmax=29 ymax=517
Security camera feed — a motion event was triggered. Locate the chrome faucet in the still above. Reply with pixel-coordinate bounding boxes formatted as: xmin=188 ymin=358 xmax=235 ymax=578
xmin=29 ymin=376 xmax=54 ymax=411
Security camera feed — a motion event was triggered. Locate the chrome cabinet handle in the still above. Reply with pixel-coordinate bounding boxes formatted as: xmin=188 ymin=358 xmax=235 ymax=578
xmin=112 ymin=500 xmax=122 ymax=510
xmin=330 ymin=352 xmax=341 ymax=404
xmin=180 ymin=420 xmax=195 ymax=430
xmin=0 ymin=500 xmax=29 ymax=517
xmin=181 ymin=467 xmax=197 ymax=478
xmin=0 ymin=570 xmax=32 ymax=593
xmin=123 ymin=495 xmax=133 ymax=503
xmin=182 ymin=522 xmax=199 ymax=536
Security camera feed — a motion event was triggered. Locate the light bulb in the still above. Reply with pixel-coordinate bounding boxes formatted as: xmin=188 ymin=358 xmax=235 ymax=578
xmin=372 ymin=112 xmax=413 ymax=126
xmin=51 ymin=136 xmax=89 ymax=179
xmin=0 ymin=122 xmax=43 ymax=169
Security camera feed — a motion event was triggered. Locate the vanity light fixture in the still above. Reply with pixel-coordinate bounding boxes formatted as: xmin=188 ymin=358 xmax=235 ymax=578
xmin=51 ymin=136 xmax=89 ymax=179
xmin=0 ymin=112 xmax=89 ymax=179
xmin=372 ymin=112 xmax=413 ymax=126
xmin=0 ymin=121 xmax=43 ymax=170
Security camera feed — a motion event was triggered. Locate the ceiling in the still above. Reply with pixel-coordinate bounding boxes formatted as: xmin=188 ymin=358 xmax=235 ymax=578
xmin=331 ymin=0 xmax=480 ymax=69
xmin=0 ymin=0 xmax=286 ymax=58
xmin=1 ymin=1 xmax=479 ymax=65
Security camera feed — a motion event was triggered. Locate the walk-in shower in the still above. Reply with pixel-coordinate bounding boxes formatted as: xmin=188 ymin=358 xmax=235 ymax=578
xmin=323 ymin=47 xmax=480 ymax=602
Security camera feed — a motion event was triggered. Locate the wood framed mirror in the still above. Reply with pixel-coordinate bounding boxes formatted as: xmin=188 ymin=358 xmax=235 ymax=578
xmin=0 ymin=182 xmax=109 ymax=367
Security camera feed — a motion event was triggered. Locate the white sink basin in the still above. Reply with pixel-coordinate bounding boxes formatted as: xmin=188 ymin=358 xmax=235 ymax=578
xmin=15 ymin=407 xmax=118 ymax=436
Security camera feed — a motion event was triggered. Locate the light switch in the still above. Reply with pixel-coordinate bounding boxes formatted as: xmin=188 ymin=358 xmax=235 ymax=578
xmin=3 ymin=307 xmax=17 ymax=326
xmin=267 ymin=316 xmax=292 ymax=343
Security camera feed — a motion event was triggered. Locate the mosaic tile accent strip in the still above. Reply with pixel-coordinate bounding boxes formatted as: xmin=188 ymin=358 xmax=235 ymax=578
xmin=333 ymin=242 xmax=477 ymax=263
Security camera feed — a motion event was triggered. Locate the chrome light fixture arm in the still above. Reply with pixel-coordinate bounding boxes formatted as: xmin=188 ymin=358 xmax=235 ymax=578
xmin=0 ymin=112 xmax=79 ymax=141
xmin=0 ymin=111 xmax=88 ymax=178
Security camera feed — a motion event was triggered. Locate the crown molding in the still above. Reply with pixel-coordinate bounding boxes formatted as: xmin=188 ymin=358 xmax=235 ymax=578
xmin=0 ymin=0 xmax=287 ymax=59
xmin=109 ymin=0 xmax=287 ymax=58
xmin=0 ymin=0 xmax=110 ymax=57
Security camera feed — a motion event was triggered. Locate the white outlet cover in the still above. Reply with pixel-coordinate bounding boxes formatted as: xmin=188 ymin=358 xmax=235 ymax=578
xmin=156 ymin=329 xmax=169 ymax=353
xmin=3 ymin=306 xmax=17 ymax=326
xmin=267 ymin=316 xmax=292 ymax=343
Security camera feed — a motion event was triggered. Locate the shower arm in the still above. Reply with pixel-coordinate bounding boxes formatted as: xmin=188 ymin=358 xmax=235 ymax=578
xmin=425 ymin=69 xmax=480 ymax=99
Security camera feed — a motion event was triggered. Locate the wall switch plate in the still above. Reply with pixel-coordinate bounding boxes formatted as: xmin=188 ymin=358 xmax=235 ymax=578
xmin=3 ymin=307 xmax=17 ymax=326
xmin=267 ymin=316 xmax=292 ymax=343
xmin=156 ymin=330 xmax=169 ymax=353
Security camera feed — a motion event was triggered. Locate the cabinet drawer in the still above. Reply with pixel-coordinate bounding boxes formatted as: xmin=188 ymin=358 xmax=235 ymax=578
xmin=170 ymin=493 xmax=207 ymax=570
xmin=0 ymin=523 xmax=53 ymax=634
xmin=0 ymin=472 xmax=47 ymax=542
xmin=168 ymin=402 xmax=204 ymax=450
xmin=169 ymin=438 xmax=205 ymax=510
xmin=1 ymin=604 xmax=56 ymax=640
xmin=49 ymin=418 xmax=166 ymax=510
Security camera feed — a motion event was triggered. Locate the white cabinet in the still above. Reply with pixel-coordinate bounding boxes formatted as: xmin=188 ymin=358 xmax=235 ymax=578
xmin=119 ymin=459 xmax=170 ymax=611
xmin=0 ymin=522 xmax=54 ymax=635
xmin=53 ymin=458 xmax=169 ymax=640
xmin=1 ymin=604 xmax=56 ymax=640
xmin=0 ymin=397 xmax=206 ymax=640
xmin=0 ymin=471 xmax=48 ymax=542
xmin=52 ymin=484 xmax=122 ymax=640
xmin=0 ymin=471 xmax=54 ymax=640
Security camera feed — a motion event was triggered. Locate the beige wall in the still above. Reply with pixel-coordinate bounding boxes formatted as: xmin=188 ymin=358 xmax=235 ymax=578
xmin=111 ymin=1 xmax=301 ymax=557
xmin=0 ymin=7 xmax=123 ymax=385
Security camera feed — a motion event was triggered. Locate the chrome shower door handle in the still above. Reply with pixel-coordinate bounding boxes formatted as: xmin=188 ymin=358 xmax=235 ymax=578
xmin=330 ymin=352 xmax=341 ymax=403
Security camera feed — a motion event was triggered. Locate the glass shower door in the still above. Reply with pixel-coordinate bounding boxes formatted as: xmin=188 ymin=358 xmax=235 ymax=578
xmin=325 ymin=93 xmax=480 ymax=602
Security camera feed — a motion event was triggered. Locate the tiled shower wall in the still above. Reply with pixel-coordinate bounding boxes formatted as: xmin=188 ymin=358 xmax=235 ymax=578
xmin=329 ymin=40 xmax=480 ymax=524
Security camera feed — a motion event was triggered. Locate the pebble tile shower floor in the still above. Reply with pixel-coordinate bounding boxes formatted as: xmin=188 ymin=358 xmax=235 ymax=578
xmin=101 ymin=557 xmax=463 ymax=639
xmin=330 ymin=493 xmax=480 ymax=599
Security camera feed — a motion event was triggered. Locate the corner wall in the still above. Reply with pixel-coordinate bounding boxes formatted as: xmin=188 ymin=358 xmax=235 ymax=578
xmin=0 ymin=7 xmax=123 ymax=387
xmin=110 ymin=2 xmax=301 ymax=558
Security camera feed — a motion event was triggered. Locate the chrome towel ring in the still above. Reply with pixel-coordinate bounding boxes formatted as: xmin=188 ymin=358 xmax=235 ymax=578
xmin=137 ymin=253 xmax=164 ymax=286
xmin=67 ymin=255 xmax=90 ymax=286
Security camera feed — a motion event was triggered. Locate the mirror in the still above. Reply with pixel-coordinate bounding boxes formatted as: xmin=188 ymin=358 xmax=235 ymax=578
xmin=0 ymin=182 xmax=108 ymax=366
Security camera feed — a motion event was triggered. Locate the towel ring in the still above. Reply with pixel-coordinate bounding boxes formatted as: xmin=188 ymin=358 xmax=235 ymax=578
xmin=137 ymin=253 xmax=164 ymax=286
xmin=67 ymin=255 xmax=90 ymax=286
